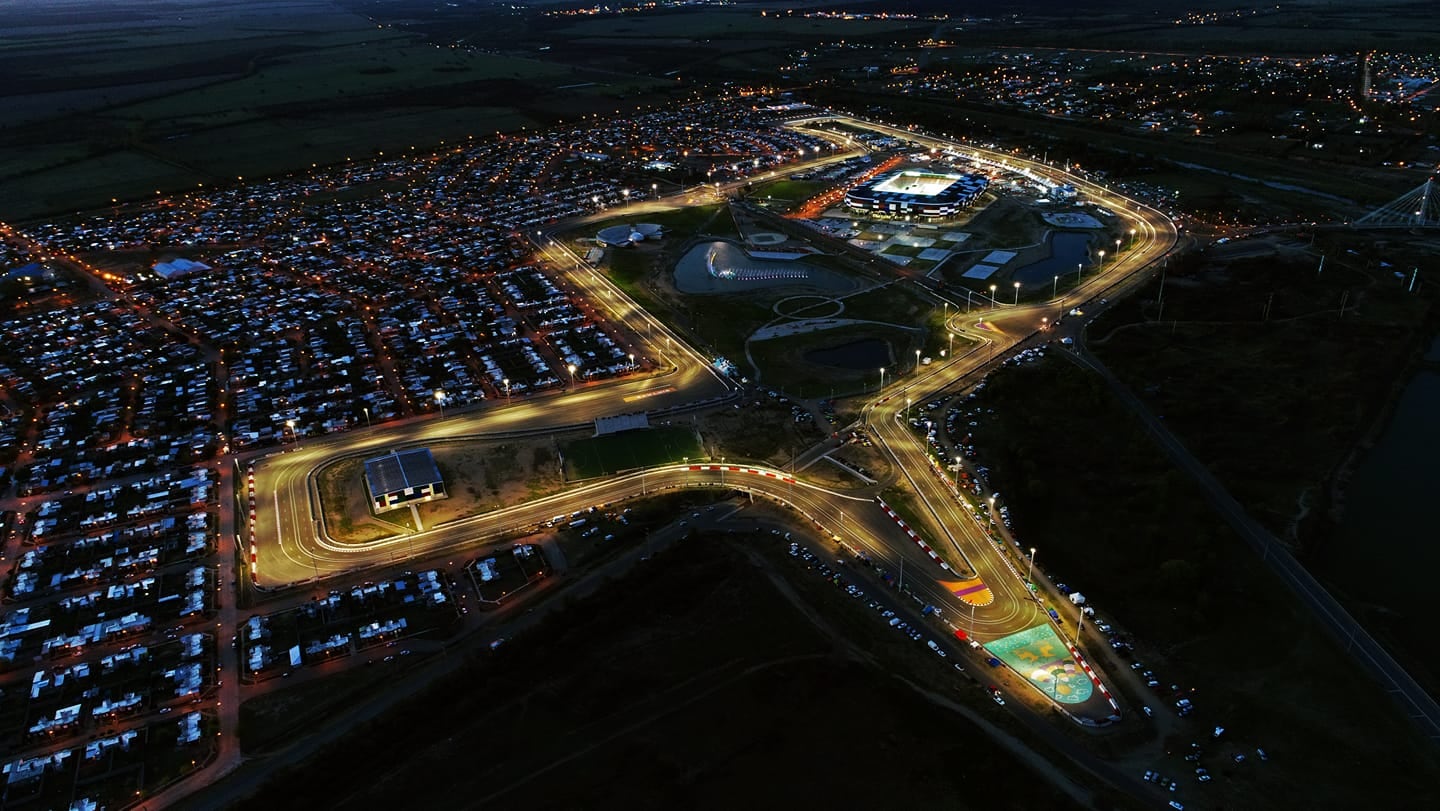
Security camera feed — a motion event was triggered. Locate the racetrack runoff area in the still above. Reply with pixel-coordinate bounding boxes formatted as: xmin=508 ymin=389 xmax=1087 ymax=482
xmin=987 ymin=625 xmax=1093 ymax=704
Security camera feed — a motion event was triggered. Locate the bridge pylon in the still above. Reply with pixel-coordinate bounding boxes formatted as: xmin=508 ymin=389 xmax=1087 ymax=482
xmin=1356 ymin=177 xmax=1440 ymax=227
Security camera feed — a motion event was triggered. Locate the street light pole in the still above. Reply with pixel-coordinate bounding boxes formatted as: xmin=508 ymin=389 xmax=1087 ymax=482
xmin=914 ymin=348 xmax=921 ymax=371
xmin=434 ymin=389 xmax=445 ymax=419
xmin=502 ymin=378 xmax=510 ymax=405
xmin=1052 ymin=274 xmax=1058 ymax=298
xmin=567 ymin=363 xmax=577 ymax=390
xmin=1027 ymin=547 xmax=1037 ymax=597
xmin=878 ymin=366 xmax=886 ymax=392
xmin=1013 ymin=281 xmax=1020 ymax=306
xmin=362 ymin=406 xmax=370 ymax=429
xmin=988 ymin=284 xmax=997 ymax=310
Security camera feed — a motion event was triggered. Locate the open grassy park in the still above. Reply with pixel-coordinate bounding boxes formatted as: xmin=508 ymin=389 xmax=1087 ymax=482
xmin=563 ymin=425 xmax=702 ymax=479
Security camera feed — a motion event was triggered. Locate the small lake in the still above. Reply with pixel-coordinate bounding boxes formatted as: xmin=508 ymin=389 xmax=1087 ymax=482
xmin=674 ymin=241 xmax=856 ymax=295
xmin=1010 ymin=231 xmax=1095 ymax=287
xmin=805 ymin=338 xmax=891 ymax=370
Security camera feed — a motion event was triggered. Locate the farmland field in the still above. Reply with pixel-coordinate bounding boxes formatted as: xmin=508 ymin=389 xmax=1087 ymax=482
xmin=0 ymin=0 xmax=670 ymax=220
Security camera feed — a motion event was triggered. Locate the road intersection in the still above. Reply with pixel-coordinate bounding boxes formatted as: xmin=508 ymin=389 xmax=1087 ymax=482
xmin=243 ymin=120 xmax=1178 ymax=731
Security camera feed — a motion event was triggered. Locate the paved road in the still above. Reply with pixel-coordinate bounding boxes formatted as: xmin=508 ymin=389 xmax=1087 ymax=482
xmin=249 ymin=116 xmax=1177 ymax=668
xmin=175 ymin=118 xmax=1182 ymax=807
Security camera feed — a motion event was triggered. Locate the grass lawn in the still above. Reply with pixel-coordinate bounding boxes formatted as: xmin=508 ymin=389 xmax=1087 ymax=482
xmin=315 ymin=457 xmax=416 ymax=542
xmin=582 ymin=205 xmax=776 ymax=363
xmin=749 ymin=324 xmax=917 ymax=399
xmin=592 ymin=203 xmax=736 ymax=240
xmin=881 ymin=243 xmax=924 ymax=257
xmin=564 ymin=425 xmax=702 ymax=479
xmin=839 ymin=281 xmax=934 ymax=324
xmin=749 ymin=178 xmax=827 ymax=208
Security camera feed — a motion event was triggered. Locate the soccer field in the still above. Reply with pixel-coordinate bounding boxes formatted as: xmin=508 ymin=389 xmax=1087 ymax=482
xmin=564 ymin=426 xmax=702 ymax=479
xmin=871 ymin=171 xmax=961 ymax=197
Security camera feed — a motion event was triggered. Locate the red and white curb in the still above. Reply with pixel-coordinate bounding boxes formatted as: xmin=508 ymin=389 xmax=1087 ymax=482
xmin=875 ymin=498 xmax=953 ymax=573
xmin=247 ymin=465 xmax=257 ymax=577
xmin=1068 ymin=642 xmax=1119 ymax=711
xmin=687 ymin=464 xmax=795 ymax=484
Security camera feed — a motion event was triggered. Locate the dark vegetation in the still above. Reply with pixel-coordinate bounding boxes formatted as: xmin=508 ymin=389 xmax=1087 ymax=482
xmin=1088 ymin=237 xmax=1440 ymax=692
xmin=237 ymin=537 xmax=1075 ymax=810
xmin=968 ymin=355 xmax=1440 ymax=809
xmin=1091 ymin=242 xmax=1432 ymax=540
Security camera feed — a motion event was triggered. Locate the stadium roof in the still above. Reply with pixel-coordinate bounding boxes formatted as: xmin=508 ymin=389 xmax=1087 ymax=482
xmin=364 ymin=448 xmax=442 ymax=496
xmin=597 ymin=223 xmax=664 ymax=247
xmin=846 ymin=169 xmax=988 ymax=212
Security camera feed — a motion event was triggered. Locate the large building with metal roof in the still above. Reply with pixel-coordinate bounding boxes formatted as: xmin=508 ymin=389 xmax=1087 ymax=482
xmin=844 ymin=169 xmax=988 ymax=219
xmin=363 ymin=448 xmax=446 ymax=513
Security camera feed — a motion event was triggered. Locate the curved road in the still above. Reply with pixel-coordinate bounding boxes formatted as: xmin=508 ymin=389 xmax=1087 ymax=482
xmin=247 ymin=120 xmax=1179 ymax=734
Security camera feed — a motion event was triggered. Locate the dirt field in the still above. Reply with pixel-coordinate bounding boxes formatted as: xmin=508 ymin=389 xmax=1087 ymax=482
xmin=418 ymin=436 xmax=572 ymax=528
xmin=697 ymin=399 xmax=826 ymax=468
xmin=314 ymin=435 xmax=573 ymax=541
xmin=316 ymin=458 xmax=416 ymax=543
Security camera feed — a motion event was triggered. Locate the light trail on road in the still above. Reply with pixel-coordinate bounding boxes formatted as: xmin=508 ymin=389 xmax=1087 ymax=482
xmin=248 ymin=117 xmax=1179 ymax=726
